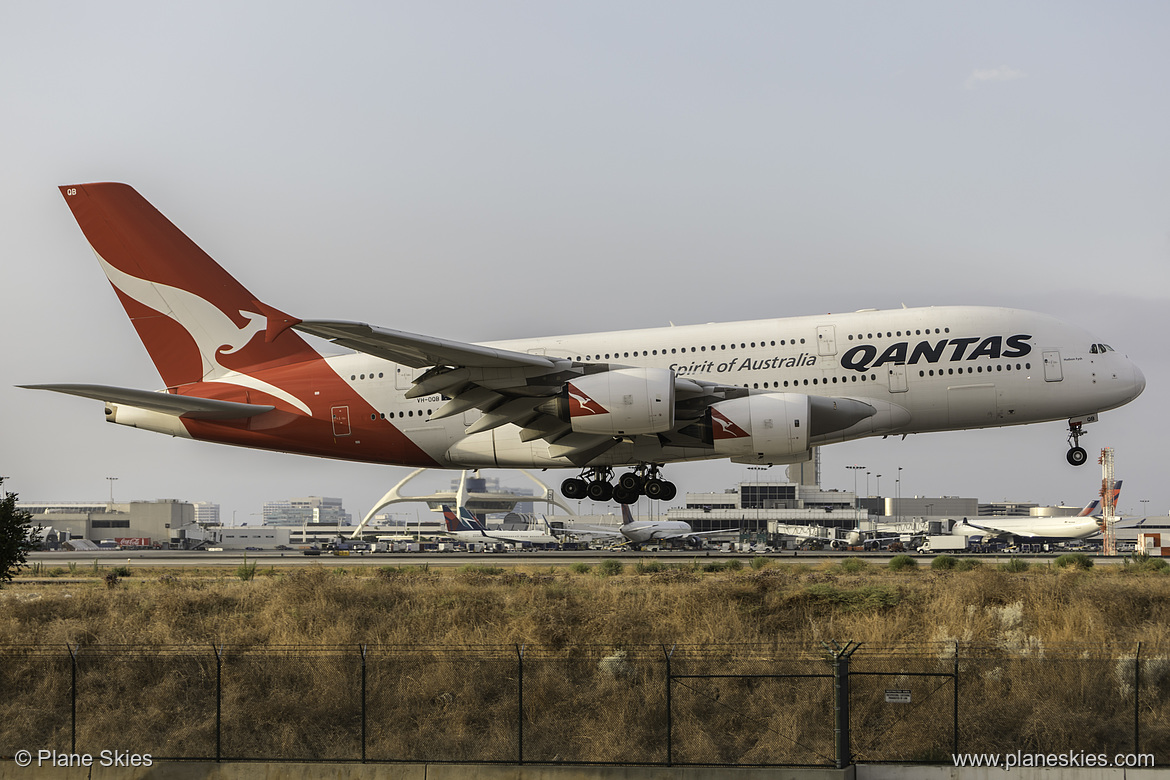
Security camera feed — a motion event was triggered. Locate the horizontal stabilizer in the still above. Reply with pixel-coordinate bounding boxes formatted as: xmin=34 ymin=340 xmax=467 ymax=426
xmin=20 ymin=383 xmax=275 ymax=420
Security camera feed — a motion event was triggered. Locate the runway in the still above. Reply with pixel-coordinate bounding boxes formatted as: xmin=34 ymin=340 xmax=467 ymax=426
xmin=26 ymin=548 xmax=1123 ymax=569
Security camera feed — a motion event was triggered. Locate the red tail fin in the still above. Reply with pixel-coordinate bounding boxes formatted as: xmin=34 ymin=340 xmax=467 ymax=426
xmin=60 ymin=183 xmax=312 ymax=389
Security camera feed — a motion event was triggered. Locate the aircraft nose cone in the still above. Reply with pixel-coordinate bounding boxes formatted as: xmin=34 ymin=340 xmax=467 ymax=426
xmin=1133 ymin=363 xmax=1146 ymax=398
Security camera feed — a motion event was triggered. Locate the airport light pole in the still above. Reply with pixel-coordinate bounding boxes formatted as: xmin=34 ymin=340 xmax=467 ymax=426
xmin=106 ymin=476 xmax=118 ymax=507
xmin=846 ymin=465 xmax=865 ymax=501
xmin=896 ymin=467 xmax=902 ymax=524
xmin=1140 ymin=499 xmax=1149 ymax=518
xmin=747 ymin=466 xmax=766 ymax=535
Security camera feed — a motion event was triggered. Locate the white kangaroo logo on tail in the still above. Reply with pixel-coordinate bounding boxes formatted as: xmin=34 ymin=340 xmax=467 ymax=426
xmin=97 ymin=254 xmax=312 ymax=414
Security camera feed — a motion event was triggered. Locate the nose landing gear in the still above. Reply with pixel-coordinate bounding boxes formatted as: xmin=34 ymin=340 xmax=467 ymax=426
xmin=1066 ymin=421 xmax=1087 ymax=466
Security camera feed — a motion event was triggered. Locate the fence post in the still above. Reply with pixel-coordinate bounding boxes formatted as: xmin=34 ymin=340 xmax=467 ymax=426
xmin=662 ymin=644 xmax=675 ymax=766
xmin=360 ymin=644 xmax=368 ymax=763
xmin=824 ymin=640 xmax=861 ymax=770
xmin=66 ymin=643 xmax=78 ymax=754
xmin=1134 ymin=641 xmax=1142 ymax=755
xmin=516 ymin=644 xmax=525 ymax=765
xmin=214 ymin=644 xmax=223 ymax=762
xmin=953 ymin=641 xmax=960 ymax=757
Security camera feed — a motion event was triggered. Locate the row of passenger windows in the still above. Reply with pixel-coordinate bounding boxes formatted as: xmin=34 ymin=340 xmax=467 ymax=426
xmin=742 ymin=374 xmax=878 ymax=389
xmin=573 ymin=326 xmax=959 ymax=361
xmin=576 ymin=339 xmax=804 ymax=361
xmin=847 ymin=327 xmax=949 ymax=340
xmin=919 ymin=363 xmax=1031 ymax=377
xmin=371 ymin=409 xmax=433 ymax=420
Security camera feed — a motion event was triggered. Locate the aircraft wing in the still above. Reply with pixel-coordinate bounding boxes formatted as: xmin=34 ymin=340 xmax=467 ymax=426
xmin=20 ymin=383 xmax=275 ymax=419
xmin=675 ymin=528 xmax=739 ymax=540
xmin=561 ymin=524 xmax=626 ymax=539
xmin=958 ymin=520 xmax=1041 ymax=539
xmin=296 ymin=320 xmax=560 ymax=370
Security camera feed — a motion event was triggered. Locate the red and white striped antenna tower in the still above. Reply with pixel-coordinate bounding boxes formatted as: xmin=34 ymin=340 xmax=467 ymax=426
xmin=1099 ymin=447 xmax=1117 ymax=555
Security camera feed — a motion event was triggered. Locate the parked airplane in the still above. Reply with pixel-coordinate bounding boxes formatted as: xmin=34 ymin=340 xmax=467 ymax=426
xmin=951 ymin=482 xmax=1122 ymax=543
xmin=572 ymin=504 xmax=737 ymax=549
xmin=26 ymin=183 xmax=1146 ymax=503
xmin=439 ymin=505 xmax=560 ymax=546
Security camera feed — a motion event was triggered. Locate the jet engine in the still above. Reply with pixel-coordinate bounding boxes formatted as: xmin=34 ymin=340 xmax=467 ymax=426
xmin=696 ymin=393 xmax=877 ymax=463
xmin=538 ymin=367 xmax=676 ymax=436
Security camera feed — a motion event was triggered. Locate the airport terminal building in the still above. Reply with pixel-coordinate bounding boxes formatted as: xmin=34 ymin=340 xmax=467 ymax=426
xmin=19 ymin=499 xmax=193 ymax=548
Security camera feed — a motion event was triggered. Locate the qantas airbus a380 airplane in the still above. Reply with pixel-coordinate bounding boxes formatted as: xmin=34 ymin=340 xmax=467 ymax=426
xmin=26 ymin=183 xmax=1145 ymax=504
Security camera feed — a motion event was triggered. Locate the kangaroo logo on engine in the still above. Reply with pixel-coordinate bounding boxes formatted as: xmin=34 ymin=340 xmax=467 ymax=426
xmin=841 ymin=335 xmax=1032 ymax=372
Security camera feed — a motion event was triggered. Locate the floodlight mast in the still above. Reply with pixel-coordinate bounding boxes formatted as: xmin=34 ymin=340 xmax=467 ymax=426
xmin=1100 ymin=448 xmax=1116 ymax=556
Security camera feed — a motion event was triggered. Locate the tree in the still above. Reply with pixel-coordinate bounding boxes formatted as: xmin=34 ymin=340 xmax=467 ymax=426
xmin=0 ymin=477 xmax=38 ymax=585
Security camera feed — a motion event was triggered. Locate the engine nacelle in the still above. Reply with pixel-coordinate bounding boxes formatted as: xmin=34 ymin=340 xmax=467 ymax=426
xmin=702 ymin=393 xmax=879 ymax=463
xmin=544 ymin=367 xmax=676 ymax=436
xmin=707 ymin=393 xmax=810 ymax=462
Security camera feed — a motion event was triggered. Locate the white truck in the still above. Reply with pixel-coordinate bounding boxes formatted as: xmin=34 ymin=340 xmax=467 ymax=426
xmin=917 ymin=535 xmax=968 ymax=554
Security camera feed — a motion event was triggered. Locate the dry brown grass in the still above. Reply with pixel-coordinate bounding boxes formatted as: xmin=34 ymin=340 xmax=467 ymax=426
xmin=3 ymin=559 xmax=1170 ymax=650
xmin=3 ymin=559 xmax=1169 ymax=764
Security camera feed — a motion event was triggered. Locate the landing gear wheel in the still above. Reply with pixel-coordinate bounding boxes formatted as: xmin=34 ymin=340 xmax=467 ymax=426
xmin=1067 ymin=447 xmax=1087 ymax=467
xmin=586 ymin=480 xmax=614 ymax=502
xmin=561 ymin=478 xmax=587 ymax=500
xmin=644 ymin=478 xmax=666 ymax=500
xmin=659 ymin=481 xmax=678 ymax=502
xmin=617 ymin=472 xmax=643 ymax=493
xmin=612 ymin=484 xmax=639 ymax=504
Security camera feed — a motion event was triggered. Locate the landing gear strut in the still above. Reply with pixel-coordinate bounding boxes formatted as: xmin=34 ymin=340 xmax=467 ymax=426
xmin=1066 ymin=421 xmax=1087 ymax=466
xmin=560 ymin=465 xmax=677 ymax=503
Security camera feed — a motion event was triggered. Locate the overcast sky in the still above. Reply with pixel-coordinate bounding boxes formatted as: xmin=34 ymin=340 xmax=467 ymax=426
xmin=2 ymin=1 xmax=1166 ymax=523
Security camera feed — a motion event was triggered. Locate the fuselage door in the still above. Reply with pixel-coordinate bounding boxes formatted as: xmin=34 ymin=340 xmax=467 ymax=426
xmin=816 ymin=326 xmax=837 ymax=356
xmin=887 ymin=364 xmax=909 ymax=393
xmin=331 ymin=406 xmax=352 ymax=436
xmin=395 ymin=366 xmax=414 ymax=391
xmin=1042 ymin=351 xmax=1063 ymax=382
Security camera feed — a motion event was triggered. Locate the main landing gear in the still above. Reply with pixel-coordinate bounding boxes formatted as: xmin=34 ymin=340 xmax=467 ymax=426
xmin=1066 ymin=421 xmax=1088 ymax=466
xmin=561 ymin=465 xmax=677 ymax=504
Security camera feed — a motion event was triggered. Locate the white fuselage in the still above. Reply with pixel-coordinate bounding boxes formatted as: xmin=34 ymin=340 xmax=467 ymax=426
xmin=952 ymin=516 xmax=1103 ymax=541
xmin=314 ymin=305 xmax=1144 ymax=469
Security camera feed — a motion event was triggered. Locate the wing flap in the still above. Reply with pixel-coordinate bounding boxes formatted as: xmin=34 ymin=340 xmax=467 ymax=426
xmin=21 ymin=383 xmax=276 ymax=420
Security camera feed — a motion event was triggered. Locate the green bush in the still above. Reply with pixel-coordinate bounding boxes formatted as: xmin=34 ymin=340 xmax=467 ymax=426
xmin=839 ymin=558 xmax=870 ymax=574
xmin=954 ymin=558 xmax=983 ymax=572
xmin=236 ymin=559 xmax=257 ymax=581
xmin=112 ymin=565 xmax=133 ymax=578
xmin=888 ymin=554 xmax=918 ymax=571
xmin=1001 ymin=557 xmax=1030 ymax=573
xmin=1054 ymin=552 xmax=1093 ymax=570
xmin=930 ymin=555 xmax=957 ymax=571
xmin=750 ymin=555 xmax=770 ymax=571
xmin=569 ymin=562 xmax=591 ymax=575
xmin=595 ymin=559 xmax=624 ymax=577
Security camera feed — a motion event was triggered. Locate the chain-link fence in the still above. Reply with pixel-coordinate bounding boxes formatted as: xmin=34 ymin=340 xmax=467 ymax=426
xmin=0 ymin=642 xmax=1165 ymax=766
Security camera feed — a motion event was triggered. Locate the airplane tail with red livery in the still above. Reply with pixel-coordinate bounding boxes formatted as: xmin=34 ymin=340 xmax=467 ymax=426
xmin=59 ymin=183 xmax=311 ymax=391
xmin=26 ymin=183 xmax=438 ymax=468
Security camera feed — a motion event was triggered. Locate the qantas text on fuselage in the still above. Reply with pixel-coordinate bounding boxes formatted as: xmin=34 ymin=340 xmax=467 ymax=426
xmin=24 ymin=183 xmax=1146 ymax=505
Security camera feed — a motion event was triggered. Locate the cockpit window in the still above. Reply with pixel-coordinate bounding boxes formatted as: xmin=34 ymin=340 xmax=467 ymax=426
xmin=1090 ymin=343 xmax=1115 ymax=354
xmin=1090 ymin=344 xmax=1098 ymax=354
